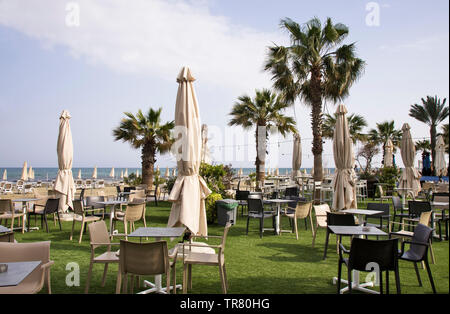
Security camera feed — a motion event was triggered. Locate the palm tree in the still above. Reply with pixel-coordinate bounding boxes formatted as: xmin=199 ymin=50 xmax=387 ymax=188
xmin=322 ymin=112 xmax=367 ymax=143
xmin=368 ymin=121 xmax=402 ymax=163
xmin=229 ymin=89 xmax=297 ymax=186
xmin=415 ymin=139 xmax=431 ymax=154
xmin=113 ymin=108 xmax=174 ymax=189
xmin=409 ymin=96 xmax=449 ymax=173
xmin=264 ymin=17 xmax=365 ymax=181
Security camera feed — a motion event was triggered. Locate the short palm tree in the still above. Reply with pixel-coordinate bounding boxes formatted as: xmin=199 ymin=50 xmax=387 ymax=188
xmin=229 ymin=89 xmax=297 ymax=186
xmin=409 ymin=96 xmax=449 ymax=172
xmin=322 ymin=112 xmax=367 ymax=143
xmin=264 ymin=17 xmax=365 ymax=181
xmin=415 ymin=139 xmax=431 ymax=154
xmin=113 ymin=108 xmax=174 ymax=189
xmin=368 ymin=121 xmax=402 ymax=162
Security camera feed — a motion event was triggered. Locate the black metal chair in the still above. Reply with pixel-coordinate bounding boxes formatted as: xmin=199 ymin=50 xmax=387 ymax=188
xmin=246 ymin=195 xmax=276 ymax=238
xmin=324 ymin=212 xmax=356 ymax=260
xmin=365 ymin=203 xmax=391 ymax=231
xmin=27 ymin=198 xmax=61 ymax=233
xmin=398 ymin=223 xmax=436 ymax=293
xmin=337 ymin=237 xmax=401 ymax=294
xmin=235 ymin=190 xmax=250 ymax=217
xmin=392 ymin=196 xmax=408 ymax=231
xmin=285 ymin=186 xmax=299 ymax=198
xmin=407 ymin=201 xmax=432 ymax=231
xmin=432 ymin=192 xmax=449 ymax=241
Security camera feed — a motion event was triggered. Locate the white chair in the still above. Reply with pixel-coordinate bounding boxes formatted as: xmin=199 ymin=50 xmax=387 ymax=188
xmin=24 ymin=184 xmax=34 ymax=194
xmin=96 ymin=180 xmax=105 ymax=189
xmin=2 ymin=183 xmax=13 ymax=194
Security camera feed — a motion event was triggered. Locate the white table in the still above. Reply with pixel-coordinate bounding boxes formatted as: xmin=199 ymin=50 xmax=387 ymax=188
xmin=395 ymin=187 xmax=413 ymax=207
xmin=333 ymin=209 xmax=385 ymax=294
xmin=264 ymin=199 xmax=293 ymax=235
xmin=126 ymin=227 xmax=186 ymax=294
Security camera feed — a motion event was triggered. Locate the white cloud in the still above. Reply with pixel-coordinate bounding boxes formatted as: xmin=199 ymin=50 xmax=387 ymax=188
xmin=0 ymin=0 xmax=280 ymax=92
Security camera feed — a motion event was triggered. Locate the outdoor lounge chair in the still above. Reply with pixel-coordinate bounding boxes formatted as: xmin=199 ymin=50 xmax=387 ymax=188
xmin=312 ymin=203 xmax=331 ymax=248
xmin=70 ymin=200 xmax=101 ymax=243
xmin=26 ymin=198 xmax=61 ymax=233
xmin=281 ymin=201 xmax=313 ymax=240
xmin=0 ymin=199 xmax=26 ymax=233
xmin=246 ymin=194 xmax=276 ymax=238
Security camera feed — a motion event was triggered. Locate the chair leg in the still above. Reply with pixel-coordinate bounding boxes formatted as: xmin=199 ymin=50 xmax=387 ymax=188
xmin=115 ymin=265 xmax=122 ymax=294
xmin=429 ymin=240 xmax=436 ymax=264
xmin=424 ymin=259 xmax=436 ymax=294
xmin=259 ymin=217 xmax=263 ymax=238
xmin=246 ymin=216 xmax=250 ymax=235
xmin=223 ymin=264 xmax=228 ymax=290
xmin=312 ymin=226 xmax=317 ymax=248
xmin=79 ymin=221 xmax=85 ymax=243
xmin=347 ymin=269 xmax=352 ymax=294
xmin=323 ymin=230 xmax=330 ymax=260
xmin=413 ymin=262 xmax=422 ymax=286
xmin=219 ymin=265 xmax=227 ymax=294
xmin=337 ymin=261 xmax=342 ymax=294
xmin=395 ymin=268 xmax=401 ymax=294
xmin=27 ymin=213 xmax=31 ymax=231
xmin=385 ymin=270 xmax=389 ymax=294
xmin=85 ymin=260 xmax=94 ymax=294
xmin=188 ymin=264 xmax=192 ymax=290
xmin=294 ymin=218 xmax=298 ymax=240
xmin=44 ymin=215 xmax=49 ymax=233
xmin=70 ymin=219 xmax=76 ymax=241
xmin=101 ymin=263 xmax=109 ymax=287
xmin=183 ymin=263 xmax=188 ymax=294
xmin=379 ymin=270 xmax=383 ymax=294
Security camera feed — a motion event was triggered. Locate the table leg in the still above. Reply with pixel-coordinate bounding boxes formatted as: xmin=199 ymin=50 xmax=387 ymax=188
xmin=275 ymin=204 xmax=281 ymax=235
xmin=109 ymin=205 xmax=115 ymax=237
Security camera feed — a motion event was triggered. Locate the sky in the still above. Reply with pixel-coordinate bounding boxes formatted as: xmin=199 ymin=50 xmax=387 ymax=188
xmin=0 ymin=0 xmax=448 ymax=169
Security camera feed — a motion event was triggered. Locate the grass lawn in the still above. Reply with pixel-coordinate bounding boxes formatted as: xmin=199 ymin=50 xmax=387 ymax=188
xmin=10 ymin=200 xmax=449 ymax=294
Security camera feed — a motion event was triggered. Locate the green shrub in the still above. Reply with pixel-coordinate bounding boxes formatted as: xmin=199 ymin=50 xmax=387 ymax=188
xmin=205 ymin=192 xmax=222 ymax=224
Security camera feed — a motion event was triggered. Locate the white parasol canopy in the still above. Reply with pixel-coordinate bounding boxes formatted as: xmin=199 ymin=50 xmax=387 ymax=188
xmin=54 ymin=110 xmax=76 ymax=212
xmin=384 ymin=139 xmax=394 ymax=167
xmin=292 ymin=133 xmax=302 ymax=180
xmin=168 ymin=67 xmax=212 ymax=236
xmin=398 ymin=123 xmax=421 ymax=197
xmin=2 ymin=169 xmax=7 ymax=181
xmin=92 ymin=166 xmax=97 ymax=179
xmin=20 ymin=161 xmax=28 ymax=181
xmin=332 ymin=104 xmax=357 ymax=211
xmin=109 ymin=167 xmax=115 ymax=178
xmin=434 ymin=134 xmax=447 ymax=177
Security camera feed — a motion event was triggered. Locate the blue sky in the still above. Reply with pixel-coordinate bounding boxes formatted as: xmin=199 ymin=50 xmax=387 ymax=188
xmin=0 ymin=0 xmax=448 ymax=169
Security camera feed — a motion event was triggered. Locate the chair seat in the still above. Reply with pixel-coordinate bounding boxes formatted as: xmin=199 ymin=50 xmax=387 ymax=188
xmin=390 ymin=230 xmax=414 ymax=238
xmin=94 ymin=251 xmax=120 ymax=263
xmin=248 ymin=211 xmax=276 ymax=218
xmin=184 ymin=252 xmax=221 ymax=266
xmin=399 ymin=250 xmax=422 ymax=262
xmin=74 ymin=215 xmax=100 ymax=222
xmin=169 ymin=242 xmax=216 ymax=258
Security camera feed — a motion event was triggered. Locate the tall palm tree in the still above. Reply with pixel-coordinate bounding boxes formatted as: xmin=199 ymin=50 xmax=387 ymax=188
xmin=409 ymin=96 xmax=449 ymax=173
xmin=113 ymin=108 xmax=174 ymax=189
xmin=322 ymin=112 xmax=367 ymax=143
xmin=368 ymin=121 xmax=402 ymax=162
xmin=264 ymin=17 xmax=365 ymax=181
xmin=229 ymin=89 xmax=297 ymax=186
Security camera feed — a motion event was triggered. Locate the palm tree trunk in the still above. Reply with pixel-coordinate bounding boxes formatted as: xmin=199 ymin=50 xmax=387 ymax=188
xmin=255 ymin=126 xmax=265 ymax=190
xmin=310 ymin=67 xmax=324 ymax=183
xmin=141 ymin=143 xmax=155 ymax=189
xmin=430 ymin=125 xmax=437 ymax=176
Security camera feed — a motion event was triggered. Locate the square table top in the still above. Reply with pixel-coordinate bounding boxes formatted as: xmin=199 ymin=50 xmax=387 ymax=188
xmin=94 ymin=200 xmax=128 ymax=205
xmin=128 ymin=227 xmax=186 ymax=238
xmin=341 ymin=209 xmax=384 ymax=216
xmin=264 ymin=199 xmax=294 ymax=204
xmin=0 ymin=261 xmax=41 ymax=287
xmin=0 ymin=225 xmax=11 ymax=233
xmin=328 ymin=225 xmax=387 ymax=237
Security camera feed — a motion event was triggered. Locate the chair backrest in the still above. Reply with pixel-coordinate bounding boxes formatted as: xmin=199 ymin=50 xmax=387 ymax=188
xmin=88 ymin=220 xmax=110 ymax=249
xmin=129 ymin=189 xmax=146 ymax=202
xmin=418 ymin=211 xmax=432 ymax=226
xmin=348 ymin=238 xmax=399 ymax=272
xmin=235 ymin=190 xmax=250 ymax=201
xmin=295 ymin=202 xmax=312 ymax=219
xmin=72 ymin=200 xmax=85 ymax=216
xmin=116 ymin=186 xmax=122 ymax=194
xmin=326 ymin=212 xmax=356 ymax=227
xmin=44 ymin=199 xmax=60 ymax=214
xmin=366 ymin=202 xmax=390 ymax=217
xmin=409 ymin=223 xmax=433 ymax=260
xmin=313 ymin=204 xmax=331 ymax=227
xmin=408 ymin=201 xmax=432 ymax=218
xmin=0 ymin=199 xmax=13 ymax=214
xmin=391 ymin=196 xmax=403 ymax=210
xmin=125 ymin=202 xmax=145 ymax=222
xmin=247 ymin=195 xmax=264 ymax=213
xmin=123 ymin=186 xmax=136 ymax=193
xmin=119 ymin=240 xmax=169 ymax=276
xmin=0 ymin=241 xmax=51 ymax=290
xmin=432 ymin=192 xmax=449 ymax=203
xmin=79 ymin=188 xmax=85 ymax=200
xmin=285 ymin=186 xmax=299 ymax=198
xmin=219 ymin=222 xmax=232 ymax=255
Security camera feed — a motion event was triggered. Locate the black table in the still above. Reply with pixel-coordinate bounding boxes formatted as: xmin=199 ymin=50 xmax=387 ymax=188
xmin=0 ymin=261 xmax=41 ymax=287
xmin=329 ymin=225 xmax=387 ymax=294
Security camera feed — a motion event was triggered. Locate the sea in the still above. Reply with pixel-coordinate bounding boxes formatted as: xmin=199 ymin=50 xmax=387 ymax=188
xmin=0 ymin=167 xmax=333 ymax=182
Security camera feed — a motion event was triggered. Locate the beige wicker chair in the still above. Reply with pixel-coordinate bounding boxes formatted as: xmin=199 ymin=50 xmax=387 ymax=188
xmin=0 ymin=199 xmax=25 ymax=233
xmin=0 ymin=241 xmax=54 ymax=294
xmin=281 ymin=201 xmax=314 ymax=240
xmin=112 ymin=199 xmax=146 ymax=239
xmin=70 ymin=200 xmax=101 ymax=243
xmin=312 ymin=203 xmax=331 ymax=247
xmin=116 ymin=240 xmax=178 ymax=294
xmin=85 ymin=220 xmax=120 ymax=294
xmin=182 ymin=222 xmax=232 ymax=294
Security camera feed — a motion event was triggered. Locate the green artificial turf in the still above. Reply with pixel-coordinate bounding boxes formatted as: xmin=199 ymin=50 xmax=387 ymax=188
xmin=11 ymin=201 xmax=450 ymax=294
